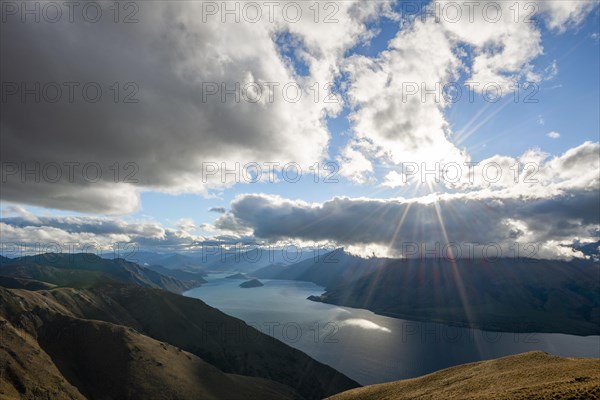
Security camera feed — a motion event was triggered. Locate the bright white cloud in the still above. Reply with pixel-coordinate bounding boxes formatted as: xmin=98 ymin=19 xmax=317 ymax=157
xmin=381 ymin=171 xmax=406 ymax=189
xmin=213 ymin=142 xmax=600 ymax=259
xmin=339 ymin=0 xmax=597 ymax=187
xmin=537 ymin=0 xmax=598 ymax=32
xmin=344 ymin=18 xmax=466 ymax=170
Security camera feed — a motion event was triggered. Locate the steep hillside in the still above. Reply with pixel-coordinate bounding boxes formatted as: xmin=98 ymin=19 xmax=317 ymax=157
xmin=0 ymin=283 xmax=359 ymax=400
xmin=327 ymin=351 xmax=600 ymax=400
xmin=45 ymin=284 xmax=358 ymax=398
xmin=309 ymin=258 xmax=600 ymax=335
xmin=0 ymin=290 xmax=298 ymax=400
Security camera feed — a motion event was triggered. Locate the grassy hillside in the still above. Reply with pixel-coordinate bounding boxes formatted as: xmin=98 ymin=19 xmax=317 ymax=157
xmin=43 ymin=284 xmax=358 ymax=398
xmin=0 ymin=282 xmax=359 ymax=400
xmin=0 ymin=292 xmax=298 ymax=400
xmin=327 ymin=351 xmax=600 ymax=400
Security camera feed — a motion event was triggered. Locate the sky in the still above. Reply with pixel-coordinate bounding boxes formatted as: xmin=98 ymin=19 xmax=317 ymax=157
xmin=1 ymin=0 xmax=599 ymax=260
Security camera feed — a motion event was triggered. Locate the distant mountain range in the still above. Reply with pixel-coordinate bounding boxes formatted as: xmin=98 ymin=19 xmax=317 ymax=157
xmin=257 ymin=250 xmax=600 ymax=335
xmin=327 ymin=351 xmax=600 ymax=400
xmin=0 ymin=254 xmax=359 ymax=399
xmin=254 ymin=249 xmax=386 ymax=288
xmin=0 ymin=253 xmax=204 ymax=293
xmin=111 ymin=248 xmax=315 ymax=273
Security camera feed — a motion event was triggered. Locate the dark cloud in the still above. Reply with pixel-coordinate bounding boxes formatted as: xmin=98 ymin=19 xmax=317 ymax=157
xmin=215 ymin=187 xmax=600 ymax=259
xmin=0 ymin=2 xmax=341 ymax=213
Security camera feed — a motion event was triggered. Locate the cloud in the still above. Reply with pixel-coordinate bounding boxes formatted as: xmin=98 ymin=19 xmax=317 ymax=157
xmin=214 ymin=143 xmax=600 ymax=259
xmin=343 ymin=17 xmax=466 ymax=171
xmin=547 ymin=131 xmax=561 ymax=139
xmin=338 ymin=1 xmax=597 ymax=184
xmin=381 ymin=171 xmax=406 ymax=189
xmin=0 ymin=211 xmax=263 ymax=256
xmin=537 ymin=1 xmax=598 ymax=32
xmin=336 ymin=141 xmax=376 ymax=184
xmin=176 ymin=218 xmax=197 ymax=233
xmin=2 ymin=142 xmax=598 ymax=260
xmin=1 ymin=1 xmax=386 ymax=214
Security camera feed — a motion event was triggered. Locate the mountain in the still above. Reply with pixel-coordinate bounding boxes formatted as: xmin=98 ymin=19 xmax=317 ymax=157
xmin=0 ymin=253 xmax=203 ymax=293
xmin=199 ymin=248 xmax=318 ymax=273
xmin=254 ymin=249 xmax=387 ymax=289
xmin=575 ymin=240 xmax=600 ymax=260
xmin=327 ymin=351 xmax=600 ymax=400
xmin=0 ymin=278 xmax=359 ymax=399
xmin=105 ymin=250 xmax=176 ymax=267
xmin=0 ymin=288 xmax=300 ymax=400
xmin=309 ymin=258 xmax=600 ymax=335
xmin=112 ymin=251 xmax=207 ymax=272
xmin=144 ymin=263 xmax=207 ymax=284
xmin=152 ymin=253 xmax=205 ymax=271
xmin=118 ymin=248 xmax=318 ymax=274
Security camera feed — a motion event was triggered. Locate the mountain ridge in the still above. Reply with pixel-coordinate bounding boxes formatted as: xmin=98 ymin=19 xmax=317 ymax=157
xmin=308 ymin=257 xmax=600 ymax=335
xmin=0 ymin=272 xmax=359 ymax=399
xmin=0 ymin=253 xmax=203 ymax=293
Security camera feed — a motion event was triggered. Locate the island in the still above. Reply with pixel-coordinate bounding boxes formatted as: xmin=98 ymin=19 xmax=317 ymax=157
xmin=239 ymin=279 xmax=264 ymax=288
xmin=226 ymin=273 xmax=249 ymax=280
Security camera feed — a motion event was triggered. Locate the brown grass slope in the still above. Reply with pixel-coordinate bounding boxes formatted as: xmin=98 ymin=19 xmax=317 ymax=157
xmin=43 ymin=284 xmax=359 ymax=399
xmin=0 ymin=285 xmax=358 ymax=399
xmin=0 ymin=315 xmax=85 ymax=400
xmin=0 ymin=288 xmax=300 ymax=400
xmin=327 ymin=351 xmax=600 ymax=400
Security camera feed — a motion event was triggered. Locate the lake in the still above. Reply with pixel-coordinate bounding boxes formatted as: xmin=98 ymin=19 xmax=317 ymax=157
xmin=185 ymin=274 xmax=600 ymax=385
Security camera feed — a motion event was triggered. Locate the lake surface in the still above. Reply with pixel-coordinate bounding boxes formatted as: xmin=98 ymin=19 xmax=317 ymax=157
xmin=185 ymin=274 xmax=600 ymax=385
